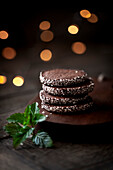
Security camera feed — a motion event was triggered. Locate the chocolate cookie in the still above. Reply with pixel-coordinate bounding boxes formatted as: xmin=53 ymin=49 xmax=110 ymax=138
xmin=40 ymin=69 xmax=88 ymax=87
xmin=42 ymin=78 xmax=94 ymax=96
xmin=39 ymin=90 xmax=89 ymax=105
xmin=41 ymin=97 xmax=93 ymax=113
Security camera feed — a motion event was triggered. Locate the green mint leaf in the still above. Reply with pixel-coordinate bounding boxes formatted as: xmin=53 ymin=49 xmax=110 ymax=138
xmin=31 ymin=102 xmax=40 ymax=114
xmin=24 ymin=104 xmax=31 ymax=115
xmin=4 ymin=123 xmax=22 ymax=137
xmin=32 ymin=113 xmax=46 ymax=126
xmin=33 ymin=131 xmax=53 ymax=148
xmin=23 ymin=105 xmax=31 ymax=125
xmin=7 ymin=113 xmax=25 ymax=124
xmin=13 ymin=126 xmax=34 ymax=148
xmin=24 ymin=102 xmax=45 ymax=126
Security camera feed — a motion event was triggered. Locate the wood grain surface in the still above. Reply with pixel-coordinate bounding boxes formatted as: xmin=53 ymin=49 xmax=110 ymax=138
xmin=0 ymin=79 xmax=113 ymax=170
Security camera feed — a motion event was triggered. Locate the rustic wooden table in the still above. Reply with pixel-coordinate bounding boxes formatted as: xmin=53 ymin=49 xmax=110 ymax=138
xmin=0 ymin=71 xmax=113 ymax=170
xmin=1 ymin=91 xmax=113 ymax=170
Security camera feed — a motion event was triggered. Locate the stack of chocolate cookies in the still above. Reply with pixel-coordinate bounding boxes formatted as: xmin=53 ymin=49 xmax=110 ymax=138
xmin=39 ymin=69 xmax=94 ymax=114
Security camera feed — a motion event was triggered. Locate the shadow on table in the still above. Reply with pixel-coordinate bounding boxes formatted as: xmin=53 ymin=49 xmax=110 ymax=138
xmin=38 ymin=121 xmax=113 ymax=144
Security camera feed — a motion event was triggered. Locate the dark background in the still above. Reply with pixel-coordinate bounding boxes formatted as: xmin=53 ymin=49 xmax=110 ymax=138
xmin=0 ymin=4 xmax=113 ymax=100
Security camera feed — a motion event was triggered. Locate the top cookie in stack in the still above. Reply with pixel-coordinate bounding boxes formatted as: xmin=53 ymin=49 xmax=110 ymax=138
xmin=39 ymin=69 xmax=94 ymax=113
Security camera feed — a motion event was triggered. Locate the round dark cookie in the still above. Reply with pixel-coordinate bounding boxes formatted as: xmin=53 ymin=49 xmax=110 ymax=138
xmin=41 ymin=98 xmax=93 ymax=113
xmin=42 ymin=78 xmax=94 ymax=96
xmin=40 ymin=69 xmax=88 ymax=87
xmin=39 ymin=90 xmax=89 ymax=105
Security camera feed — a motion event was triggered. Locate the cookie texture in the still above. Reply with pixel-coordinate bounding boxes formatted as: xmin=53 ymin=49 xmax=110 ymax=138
xmin=42 ymin=78 xmax=94 ymax=96
xmin=39 ymin=90 xmax=89 ymax=105
xmin=41 ymin=99 xmax=93 ymax=113
xmin=40 ymin=69 xmax=88 ymax=87
xmin=39 ymin=69 xmax=94 ymax=114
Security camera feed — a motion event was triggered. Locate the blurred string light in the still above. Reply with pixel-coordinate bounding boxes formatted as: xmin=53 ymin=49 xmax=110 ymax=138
xmin=40 ymin=30 xmax=54 ymax=42
xmin=72 ymin=42 xmax=86 ymax=54
xmin=39 ymin=20 xmax=53 ymax=61
xmin=0 ymin=75 xmax=7 ymax=84
xmin=80 ymin=9 xmax=91 ymax=18
xmin=0 ymin=30 xmax=9 ymax=39
xmin=68 ymin=25 xmax=79 ymax=34
xmin=2 ymin=47 xmax=16 ymax=60
xmin=39 ymin=21 xmax=51 ymax=30
xmin=40 ymin=49 xmax=52 ymax=61
xmin=87 ymin=13 xmax=98 ymax=23
xmin=13 ymin=76 xmax=24 ymax=87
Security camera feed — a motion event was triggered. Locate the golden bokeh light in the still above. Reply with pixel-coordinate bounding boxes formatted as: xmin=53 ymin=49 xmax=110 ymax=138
xmin=72 ymin=42 xmax=86 ymax=54
xmin=68 ymin=25 xmax=79 ymax=34
xmin=87 ymin=13 xmax=98 ymax=23
xmin=2 ymin=47 xmax=16 ymax=60
xmin=0 ymin=30 xmax=9 ymax=39
xmin=80 ymin=9 xmax=91 ymax=18
xmin=39 ymin=21 xmax=51 ymax=30
xmin=40 ymin=49 xmax=52 ymax=61
xmin=13 ymin=76 xmax=24 ymax=87
xmin=40 ymin=30 xmax=54 ymax=42
xmin=0 ymin=75 xmax=7 ymax=84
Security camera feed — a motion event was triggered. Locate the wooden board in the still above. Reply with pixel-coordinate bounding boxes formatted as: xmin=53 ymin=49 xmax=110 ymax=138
xmin=29 ymin=78 xmax=113 ymax=125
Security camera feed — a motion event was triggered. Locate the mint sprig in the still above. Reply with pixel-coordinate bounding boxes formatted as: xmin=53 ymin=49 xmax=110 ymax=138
xmin=4 ymin=102 xmax=53 ymax=148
